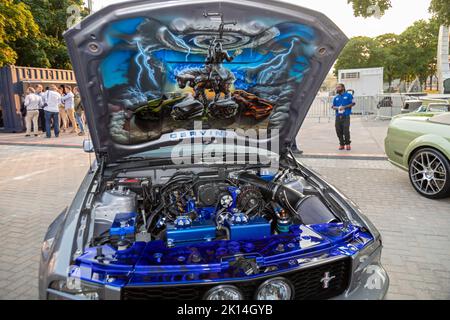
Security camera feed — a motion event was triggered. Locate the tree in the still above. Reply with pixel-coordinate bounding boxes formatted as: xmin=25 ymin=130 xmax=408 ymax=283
xmin=398 ymin=19 xmax=440 ymax=89
xmin=348 ymin=0 xmax=450 ymax=25
xmin=0 ymin=0 xmax=39 ymax=67
xmin=335 ymin=18 xmax=440 ymax=91
xmin=334 ymin=37 xmax=385 ymax=75
xmin=347 ymin=0 xmax=392 ymax=18
xmin=429 ymin=0 xmax=450 ymax=25
xmin=12 ymin=0 xmax=89 ymax=69
xmin=375 ymin=33 xmax=404 ymax=89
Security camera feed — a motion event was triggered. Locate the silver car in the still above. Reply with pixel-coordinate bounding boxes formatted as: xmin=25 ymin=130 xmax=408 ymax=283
xmin=39 ymin=0 xmax=388 ymax=300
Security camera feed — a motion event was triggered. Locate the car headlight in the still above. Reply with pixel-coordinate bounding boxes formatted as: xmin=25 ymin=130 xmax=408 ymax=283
xmin=204 ymin=285 xmax=243 ymax=300
xmin=255 ymin=277 xmax=293 ymax=300
xmin=49 ymin=280 xmax=102 ymax=300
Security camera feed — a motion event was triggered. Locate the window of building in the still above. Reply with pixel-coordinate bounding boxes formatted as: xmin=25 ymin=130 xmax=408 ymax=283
xmin=341 ymin=72 xmax=360 ymax=80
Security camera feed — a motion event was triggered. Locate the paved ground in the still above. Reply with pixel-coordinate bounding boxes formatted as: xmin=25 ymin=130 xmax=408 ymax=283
xmin=0 ymin=131 xmax=86 ymax=149
xmin=0 ymin=146 xmax=90 ymax=300
xmin=297 ymin=117 xmax=389 ymax=158
xmin=0 ymin=143 xmax=449 ymax=300
xmin=303 ymin=158 xmax=450 ymax=300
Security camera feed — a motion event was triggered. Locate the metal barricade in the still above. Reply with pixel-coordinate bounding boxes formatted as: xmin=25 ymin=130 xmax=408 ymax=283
xmin=307 ymin=94 xmax=413 ymax=122
xmin=307 ymin=95 xmax=378 ymax=122
xmin=374 ymin=94 xmax=410 ymax=120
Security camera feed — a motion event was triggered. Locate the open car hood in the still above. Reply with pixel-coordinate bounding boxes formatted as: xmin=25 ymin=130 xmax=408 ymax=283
xmin=65 ymin=0 xmax=347 ymax=162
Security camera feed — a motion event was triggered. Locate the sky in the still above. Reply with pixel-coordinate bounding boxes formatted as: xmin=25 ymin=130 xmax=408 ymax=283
xmin=91 ymin=0 xmax=432 ymax=38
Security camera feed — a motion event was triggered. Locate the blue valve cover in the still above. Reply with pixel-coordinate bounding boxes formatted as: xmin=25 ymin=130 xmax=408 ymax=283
xmin=229 ymin=217 xmax=271 ymax=241
xmin=166 ymin=219 xmax=216 ymax=246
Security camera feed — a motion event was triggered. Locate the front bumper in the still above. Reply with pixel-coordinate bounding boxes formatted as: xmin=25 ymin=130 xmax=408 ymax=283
xmin=46 ymin=257 xmax=389 ymax=301
xmin=46 ymin=268 xmax=389 ymax=300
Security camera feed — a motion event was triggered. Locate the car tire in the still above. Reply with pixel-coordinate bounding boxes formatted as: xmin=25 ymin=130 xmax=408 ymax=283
xmin=409 ymin=148 xmax=450 ymax=199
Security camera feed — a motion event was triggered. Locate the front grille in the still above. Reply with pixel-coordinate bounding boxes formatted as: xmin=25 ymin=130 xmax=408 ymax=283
xmin=122 ymin=258 xmax=352 ymax=300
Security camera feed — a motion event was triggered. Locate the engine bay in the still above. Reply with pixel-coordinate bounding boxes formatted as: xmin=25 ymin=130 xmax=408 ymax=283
xmin=69 ymin=166 xmax=375 ymax=288
xmin=91 ymin=168 xmax=340 ymax=250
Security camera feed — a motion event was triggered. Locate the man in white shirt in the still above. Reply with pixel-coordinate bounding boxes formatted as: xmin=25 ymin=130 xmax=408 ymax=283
xmin=43 ymin=85 xmax=62 ymax=138
xmin=24 ymin=87 xmax=43 ymax=137
xmin=61 ymin=85 xmax=80 ymax=134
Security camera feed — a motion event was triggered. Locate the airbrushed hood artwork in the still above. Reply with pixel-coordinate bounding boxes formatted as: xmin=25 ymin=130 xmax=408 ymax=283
xmin=104 ymin=13 xmax=317 ymax=141
xmin=65 ymin=0 xmax=348 ymax=162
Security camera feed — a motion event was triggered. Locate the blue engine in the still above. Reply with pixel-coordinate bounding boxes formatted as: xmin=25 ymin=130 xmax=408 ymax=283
xmin=164 ymin=184 xmax=272 ymax=247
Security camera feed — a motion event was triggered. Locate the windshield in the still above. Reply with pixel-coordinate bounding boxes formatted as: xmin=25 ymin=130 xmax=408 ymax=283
xmin=428 ymin=105 xmax=450 ymax=113
xmin=415 ymin=106 xmax=427 ymax=113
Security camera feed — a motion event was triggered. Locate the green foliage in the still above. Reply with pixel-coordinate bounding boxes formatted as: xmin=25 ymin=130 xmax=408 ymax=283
xmin=16 ymin=0 xmax=87 ymax=69
xmin=334 ymin=37 xmax=385 ymax=73
xmin=348 ymin=0 xmax=449 ymax=25
xmin=10 ymin=0 xmax=88 ymax=69
xmin=375 ymin=33 xmax=403 ymax=87
xmin=429 ymin=0 xmax=450 ymax=25
xmin=0 ymin=0 xmax=39 ymax=67
xmin=21 ymin=0 xmax=88 ymax=40
xmin=398 ymin=19 xmax=440 ymax=84
xmin=335 ymin=19 xmax=440 ymax=89
xmin=347 ymin=0 xmax=392 ymax=18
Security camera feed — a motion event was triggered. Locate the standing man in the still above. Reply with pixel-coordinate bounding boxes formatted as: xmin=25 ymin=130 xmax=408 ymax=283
xmin=43 ymin=85 xmax=61 ymax=138
xmin=61 ymin=85 xmax=79 ymax=134
xmin=73 ymin=87 xmax=86 ymax=136
xmin=332 ymin=84 xmax=355 ymax=151
xmin=58 ymin=86 xmax=69 ymax=133
xmin=35 ymin=85 xmax=46 ymax=133
xmin=23 ymin=87 xmax=43 ymax=137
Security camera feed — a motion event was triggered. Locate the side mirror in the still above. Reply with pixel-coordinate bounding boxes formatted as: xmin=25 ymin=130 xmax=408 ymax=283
xmin=83 ymin=139 xmax=95 ymax=153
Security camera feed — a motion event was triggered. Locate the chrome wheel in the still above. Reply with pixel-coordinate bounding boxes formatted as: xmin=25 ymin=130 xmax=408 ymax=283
xmin=410 ymin=151 xmax=448 ymax=196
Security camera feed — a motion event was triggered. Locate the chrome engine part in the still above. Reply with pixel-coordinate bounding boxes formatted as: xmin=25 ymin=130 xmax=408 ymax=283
xmin=93 ymin=186 xmax=137 ymax=234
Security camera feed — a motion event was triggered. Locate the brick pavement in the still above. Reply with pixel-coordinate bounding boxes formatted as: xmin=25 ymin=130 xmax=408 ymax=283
xmin=302 ymin=158 xmax=450 ymax=300
xmin=297 ymin=117 xmax=389 ymax=158
xmin=0 ymin=146 xmax=90 ymax=300
xmin=0 ymin=145 xmax=449 ymax=299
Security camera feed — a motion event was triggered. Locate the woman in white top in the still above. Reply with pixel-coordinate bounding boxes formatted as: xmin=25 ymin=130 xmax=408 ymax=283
xmin=24 ymin=87 xmax=43 ymax=137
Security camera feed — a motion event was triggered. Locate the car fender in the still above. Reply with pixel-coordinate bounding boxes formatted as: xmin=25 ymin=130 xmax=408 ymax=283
xmin=38 ymin=207 xmax=68 ymax=298
xmin=403 ymin=134 xmax=450 ymax=167
xmin=38 ymin=165 xmax=99 ymax=299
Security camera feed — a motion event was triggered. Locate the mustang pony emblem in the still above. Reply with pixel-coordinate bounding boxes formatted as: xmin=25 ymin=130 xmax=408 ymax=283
xmin=320 ymin=272 xmax=336 ymax=289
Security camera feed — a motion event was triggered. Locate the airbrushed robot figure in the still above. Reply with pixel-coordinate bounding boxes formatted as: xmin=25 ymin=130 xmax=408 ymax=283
xmin=175 ymin=12 xmax=241 ymax=119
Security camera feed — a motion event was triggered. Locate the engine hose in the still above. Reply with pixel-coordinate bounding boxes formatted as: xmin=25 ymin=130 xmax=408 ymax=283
xmin=146 ymin=203 xmax=164 ymax=230
xmin=237 ymin=173 xmax=337 ymax=225
xmin=237 ymin=172 xmax=304 ymax=207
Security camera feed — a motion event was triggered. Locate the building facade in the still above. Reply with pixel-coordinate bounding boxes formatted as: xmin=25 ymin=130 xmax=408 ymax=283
xmin=0 ymin=66 xmax=77 ymax=132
